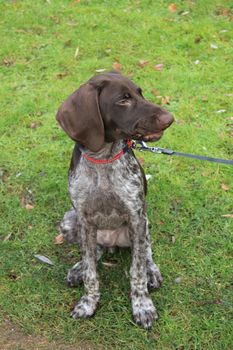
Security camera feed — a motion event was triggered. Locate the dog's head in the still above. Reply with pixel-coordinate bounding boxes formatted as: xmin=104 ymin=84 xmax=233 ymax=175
xmin=56 ymin=72 xmax=174 ymax=152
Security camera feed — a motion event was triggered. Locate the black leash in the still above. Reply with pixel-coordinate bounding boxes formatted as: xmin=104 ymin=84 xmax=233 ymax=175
xmin=134 ymin=141 xmax=233 ymax=166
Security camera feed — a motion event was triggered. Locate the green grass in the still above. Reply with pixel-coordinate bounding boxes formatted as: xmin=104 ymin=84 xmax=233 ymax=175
xmin=0 ymin=0 xmax=233 ymax=349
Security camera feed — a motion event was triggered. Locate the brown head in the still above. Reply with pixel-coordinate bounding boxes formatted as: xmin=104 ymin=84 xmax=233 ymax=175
xmin=56 ymin=72 xmax=174 ymax=152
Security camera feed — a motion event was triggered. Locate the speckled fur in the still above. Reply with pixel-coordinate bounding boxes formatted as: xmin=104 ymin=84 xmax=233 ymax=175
xmin=60 ymin=140 xmax=162 ymax=328
xmin=57 ymin=72 xmax=173 ymax=329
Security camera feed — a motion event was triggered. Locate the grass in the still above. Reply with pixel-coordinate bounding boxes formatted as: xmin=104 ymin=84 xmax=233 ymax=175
xmin=0 ymin=0 xmax=233 ymax=349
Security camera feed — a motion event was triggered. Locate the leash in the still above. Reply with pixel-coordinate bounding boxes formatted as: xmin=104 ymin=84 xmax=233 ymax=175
xmin=134 ymin=140 xmax=233 ymax=166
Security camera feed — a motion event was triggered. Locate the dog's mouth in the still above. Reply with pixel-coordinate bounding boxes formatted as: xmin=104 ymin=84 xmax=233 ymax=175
xmin=134 ymin=131 xmax=164 ymax=142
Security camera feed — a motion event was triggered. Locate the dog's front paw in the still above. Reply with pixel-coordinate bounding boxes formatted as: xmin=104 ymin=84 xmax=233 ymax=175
xmin=147 ymin=263 xmax=163 ymax=290
xmin=66 ymin=261 xmax=84 ymax=287
xmin=132 ymin=295 xmax=158 ymax=329
xmin=71 ymin=295 xmax=98 ymax=319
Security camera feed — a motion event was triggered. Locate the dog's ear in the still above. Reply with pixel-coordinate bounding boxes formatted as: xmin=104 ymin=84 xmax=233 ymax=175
xmin=56 ymin=83 xmax=105 ymax=152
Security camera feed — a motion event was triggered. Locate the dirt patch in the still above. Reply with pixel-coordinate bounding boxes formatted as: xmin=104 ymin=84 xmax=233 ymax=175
xmin=0 ymin=320 xmax=94 ymax=350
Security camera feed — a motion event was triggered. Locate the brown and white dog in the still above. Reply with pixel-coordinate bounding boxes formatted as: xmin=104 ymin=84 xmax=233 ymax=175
xmin=56 ymin=72 xmax=173 ymax=329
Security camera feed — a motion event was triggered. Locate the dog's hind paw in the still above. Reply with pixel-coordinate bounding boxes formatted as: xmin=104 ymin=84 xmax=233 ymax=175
xmin=147 ymin=263 xmax=163 ymax=290
xmin=66 ymin=261 xmax=84 ymax=287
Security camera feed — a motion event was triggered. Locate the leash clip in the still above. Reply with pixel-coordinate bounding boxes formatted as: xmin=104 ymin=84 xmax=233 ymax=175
xmin=134 ymin=140 xmax=174 ymax=155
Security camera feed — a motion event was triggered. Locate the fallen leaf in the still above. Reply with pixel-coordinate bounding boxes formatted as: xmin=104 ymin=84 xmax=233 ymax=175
xmin=64 ymin=39 xmax=72 ymax=47
xmin=195 ymin=59 xmax=200 ymax=65
xmin=210 ymin=43 xmax=218 ymax=49
xmin=161 ymin=96 xmax=170 ymax=105
xmin=151 ymin=89 xmax=160 ymax=96
xmin=30 ymin=121 xmax=42 ymax=129
xmin=3 ymin=233 xmax=12 ymax=241
xmin=3 ymin=58 xmax=13 ymax=66
xmin=157 ymin=220 xmax=165 ymax=225
xmin=181 ymin=11 xmax=189 ymax=16
xmin=56 ymin=72 xmax=69 ymax=79
xmin=154 ymin=63 xmax=164 ymax=71
xmin=221 ymin=183 xmax=230 ymax=191
xmin=74 ymin=46 xmax=80 ymax=59
xmin=195 ymin=36 xmax=202 ymax=44
xmin=145 ymin=174 xmax=152 ymax=181
xmin=21 ymin=188 xmax=34 ymax=209
xmin=174 ymin=277 xmax=182 ymax=284
xmin=201 ymin=172 xmax=208 ymax=177
xmin=113 ymin=61 xmax=122 ymax=71
xmin=34 ymin=255 xmax=55 ymax=266
xmin=25 ymin=204 xmax=34 ymax=210
xmin=54 ymin=233 xmax=65 ymax=245
xmin=138 ymin=59 xmax=149 ymax=68
xmin=168 ymin=3 xmax=177 ymax=12
xmin=50 ymin=15 xmax=60 ymax=24
xmin=102 ymin=261 xmax=118 ymax=267
xmin=0 ymin=169 xmax=9 ymax=182
xmin=95 ymin=68 xmax=106 ymax=73
xmin=222 ymin=214 xmax=233 ymax=218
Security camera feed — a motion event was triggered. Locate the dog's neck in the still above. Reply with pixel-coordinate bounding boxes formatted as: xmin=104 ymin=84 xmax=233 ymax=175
xmin=80 ymin=140 xmax=126 ymax=161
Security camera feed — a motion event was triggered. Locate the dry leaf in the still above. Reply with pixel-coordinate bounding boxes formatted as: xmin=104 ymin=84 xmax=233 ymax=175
xmin=95 ymin=68 xmax=106 ymax=73
xmin=221 ymin=183 xmax=230 ymax=191
xmin=138 ymin=59 xmax=149 ymax=68
xmin=34 ymin=255 xmax=55 ymax=266
xmin=30 ymin=122 xmax=41 ymax=129
xmin=154 ymin=63 xmax=164 ymax=71
xmin=168 ymin=3 xmax=177 ymax=12
xmin=157 ymin=220 xmax=165 ymax=225
xmin=102 ymin=261 xmax=118 ymax=267
xmin=201 ymin=172 xmax=208 ymax=177
xmin=56 ymin=72 xmax=69 ymax=79
xmin=3 ymin=58 xmax=13 ymax=66
xmin=113 ymin=61 xmax=122 ymax=71
xmin=171 ymin=236 xmax=176 ymax=244
xmin=161 ymin=96 xmax=170 ymax=105
xmin=151 ymin=89 xmax=160 ymax=96
xmin=25 ymin=204 xmax=34 ymax=210
xmin=210 ymin=43 xmax=218 ymax=49
xmin=222 ymin=214 xmax=233 ymax=218
xmin=3 ymin=233 xmax=12 ymax=241
xmin=74 ymin=46 xmax=80 ymax=59
xmin=21 ymin=189 xmax=34 ymax=209
xmin=181 ymin=11 xmax=189 ymax=16
xmin=54 ymin=233 xmax=65 ymax=245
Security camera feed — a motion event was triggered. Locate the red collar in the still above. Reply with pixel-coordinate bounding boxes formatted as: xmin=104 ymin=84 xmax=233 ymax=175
xmin=82 ymin=140 xmax=133 ymax=164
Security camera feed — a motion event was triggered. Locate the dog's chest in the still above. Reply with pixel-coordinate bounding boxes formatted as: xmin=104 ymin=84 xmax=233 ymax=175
xmin=69 ymin=153 xmax=144 ymax=230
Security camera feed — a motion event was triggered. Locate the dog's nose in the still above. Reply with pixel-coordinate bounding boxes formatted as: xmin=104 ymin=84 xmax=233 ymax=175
xmin=158 ymin=111 xmax=174 ymax=129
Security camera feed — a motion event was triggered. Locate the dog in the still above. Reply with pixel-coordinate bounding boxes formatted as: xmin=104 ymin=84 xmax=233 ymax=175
xmin=56 ymin=71 xmax=173 ymax=329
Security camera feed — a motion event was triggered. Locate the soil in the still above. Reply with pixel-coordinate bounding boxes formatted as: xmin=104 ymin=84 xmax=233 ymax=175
xmin=0 ymin=319 xmax=94 ymax=350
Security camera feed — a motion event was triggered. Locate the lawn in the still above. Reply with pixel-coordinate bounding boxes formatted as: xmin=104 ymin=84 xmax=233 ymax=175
xmin=0 ymin=0 xmax=232 ymax=349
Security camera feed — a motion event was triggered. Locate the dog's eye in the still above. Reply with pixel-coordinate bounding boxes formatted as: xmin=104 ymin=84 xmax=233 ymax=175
xmin=117 ymin=93 xmax=132 ymax=105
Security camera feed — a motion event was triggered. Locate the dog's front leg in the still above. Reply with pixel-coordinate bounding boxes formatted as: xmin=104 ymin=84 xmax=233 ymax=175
xmin=129 ymin=213 xmax=158 ymax=329
xmin=71 ymin=219 xmax=100 ymax=319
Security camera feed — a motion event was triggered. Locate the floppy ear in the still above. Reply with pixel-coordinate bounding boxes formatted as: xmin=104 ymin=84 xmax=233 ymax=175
xmin=56 ymin=83 xmax=105 ymax=152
